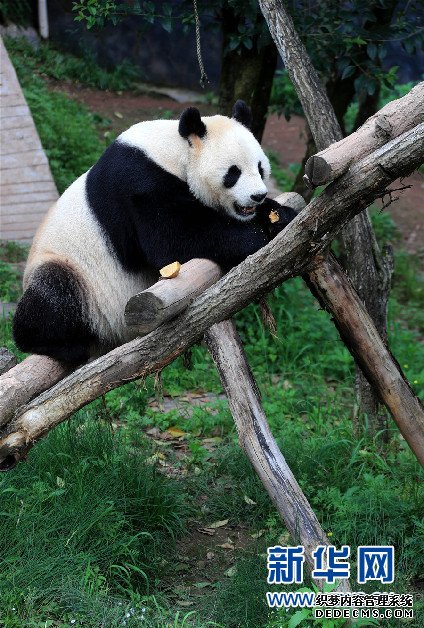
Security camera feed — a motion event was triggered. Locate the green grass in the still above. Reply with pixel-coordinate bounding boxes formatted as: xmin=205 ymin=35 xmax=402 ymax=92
xmin=0 ymin=417 xmax=189 ymax=626
xmin=268 ymin=151 xmax=301 ymax=191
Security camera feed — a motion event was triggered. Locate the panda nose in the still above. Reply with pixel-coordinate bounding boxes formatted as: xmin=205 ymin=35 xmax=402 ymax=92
xmin=251 ymin=193 xmax=266 ymax=203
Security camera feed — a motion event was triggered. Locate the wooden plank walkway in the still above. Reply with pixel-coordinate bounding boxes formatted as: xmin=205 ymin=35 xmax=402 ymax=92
xmin=0 ymin=36 xmax=58 ymax=242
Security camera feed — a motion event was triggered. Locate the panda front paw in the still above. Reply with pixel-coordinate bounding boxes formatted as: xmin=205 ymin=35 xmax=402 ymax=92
xmin=256 ymin=198 xmax=298 ymax=238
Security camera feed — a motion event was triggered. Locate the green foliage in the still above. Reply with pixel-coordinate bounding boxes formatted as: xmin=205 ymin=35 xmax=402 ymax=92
xmin=0 ymin=241 xmax=29 ymax=264
xmin=0 ymin=0 xmax=31 ymax=25
xmin=73 ymin=0 xmax=184 ymax=33
xmin=5 ymin=35 xmax=139 ymax=91
xmin=344 ymin=80 xmax=420 ymax=133
xmin=269 ymin=70 xmax=303 ymax=119
xmin=292 ymin=0 xmax=422 ymax=97
xmin=267 ymin=151 xmax=301 ymax=190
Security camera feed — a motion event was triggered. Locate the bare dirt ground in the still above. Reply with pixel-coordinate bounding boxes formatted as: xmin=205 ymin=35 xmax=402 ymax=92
xmin=55 ymin=83 xmax=423 ymax=265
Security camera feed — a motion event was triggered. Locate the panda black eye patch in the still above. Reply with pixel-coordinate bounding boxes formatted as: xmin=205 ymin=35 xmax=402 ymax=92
xmin=258 ymin=161 xmax=264 ymax=178
xmin=223 ymin=165 xmax=242 ymax=188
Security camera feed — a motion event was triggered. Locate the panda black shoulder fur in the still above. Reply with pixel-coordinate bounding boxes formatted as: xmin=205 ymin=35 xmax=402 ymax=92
xmin=13 ymin=101 xmax=297 ymax=364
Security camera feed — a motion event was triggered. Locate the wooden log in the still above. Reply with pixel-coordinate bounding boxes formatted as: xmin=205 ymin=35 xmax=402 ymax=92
xmin=1 ymin=126 xmax=422 ymax=469
xmin=274 ymin=191 xmax=306 ymax=212
xmin=305 ymin=82 xmax=424 ymax=186
xmin=0 ymin=348 xmax=17 ymax=376
xmin=305 ymin=254 xmax=424 ymax=466
xmin=0 ymin=355 xmax=71 ymax=431
xmin=125 ymin=258 xmax=222 ymax=334
xmin=205 ymin=320 xmax=350 ymax=590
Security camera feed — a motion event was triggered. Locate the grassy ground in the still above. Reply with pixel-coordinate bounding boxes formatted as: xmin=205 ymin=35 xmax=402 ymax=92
xmin=1 ymin=38 xmax=423 ymax=627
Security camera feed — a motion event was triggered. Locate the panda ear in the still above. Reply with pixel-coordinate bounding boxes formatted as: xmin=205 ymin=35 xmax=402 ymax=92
xmin=232 ymin=100 xmax=252 ymax=129
xmin=179 ymin=107 xmax=207 ymax=139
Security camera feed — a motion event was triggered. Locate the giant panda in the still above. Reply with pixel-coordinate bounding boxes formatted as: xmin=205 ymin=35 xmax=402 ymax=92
xmin=13 ymin=100 xmax=296 ymax=364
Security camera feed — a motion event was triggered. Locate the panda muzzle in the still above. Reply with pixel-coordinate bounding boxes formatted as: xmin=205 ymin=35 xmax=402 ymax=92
xmin=234 ymin=202 xmax=256 ymax=216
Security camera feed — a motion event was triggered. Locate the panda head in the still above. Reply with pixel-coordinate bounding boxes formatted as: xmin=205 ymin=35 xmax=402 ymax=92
xmin=178 ymin=100 xmax=270 ymax=222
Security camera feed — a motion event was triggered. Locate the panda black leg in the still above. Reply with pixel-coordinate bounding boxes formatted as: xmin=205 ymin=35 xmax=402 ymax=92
xmin=13 ymin=262 xmax=97 ymax=364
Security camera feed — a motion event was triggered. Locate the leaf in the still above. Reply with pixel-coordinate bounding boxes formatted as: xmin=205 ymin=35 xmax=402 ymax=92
xmin=198 ymin=527 xmax=216 ymax=536
xmin=367 ymin=43 xmax=377 ymax=60
xmin=208 ymin=519 xmax=229 ymax=529
xmin=193 ymin=581 xmax=211 ymax=588
xmin=378 ymin=45 xmax=387 ymax=60
xmin=166 ymin=426 xmax=186 ymax=438
xmin=351 ymin=36 xmax=366 ymax=46
xmin=366 ymin=79 xmax=377 ymax=96
xmin=161 ymin=17 xmax=172 ymax=33
xmin=175 ymin=562 xmax=190 ymax=572
xmin=251 ymin=529 xmax=265 ymax=539
xmin=341 ymin=65 xmax=355 ymax=80
xmin=224 ymin=566 xmax=237 ymax=577
xmin=244 ymin=495 xmax=256 ymax=506
xmin=217 ymin=543 xmax=234 ymax=550
xmin=288 ymin=608 xmax=311 ymax=628
xmin=114 ymin=111 xmax=123 ymax=119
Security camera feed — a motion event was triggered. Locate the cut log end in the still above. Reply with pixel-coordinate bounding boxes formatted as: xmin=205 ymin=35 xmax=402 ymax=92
xmin=274 ymin=191 xmax=307 ymax=212
xmin=125 ymin=292 xmax=164 ymax=332
xmin=0 ymin=431 xmax=26 ymax=471
xmin=305 ymin=155 xmax=332 ymax=187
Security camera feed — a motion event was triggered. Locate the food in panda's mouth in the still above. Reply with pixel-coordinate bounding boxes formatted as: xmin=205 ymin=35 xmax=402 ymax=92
xmin=269 ymin=210 xmax=280 ymax=223
xmin=160 ymin=261 xmax=181 ymax=278
xmin=234 ymin=202 xmax=256 ymax=216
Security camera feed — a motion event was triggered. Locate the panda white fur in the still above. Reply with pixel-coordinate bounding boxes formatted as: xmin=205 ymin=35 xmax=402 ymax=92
xmin=13 ymin=101 xmax=296 ymax=363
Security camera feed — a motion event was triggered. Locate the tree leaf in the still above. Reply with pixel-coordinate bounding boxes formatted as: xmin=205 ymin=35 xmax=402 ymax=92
xmin=208 ymin=519 xmax=229 ymax=529
xmin=288 ymin=608 xmax=311 ymax=628
xmin=341 ymin=66 xmax=355 ymax=80
xmin=166 ymin=426 xmax=186 ymax=438
xmin=367 ymin=43 xmax=377 ymax=60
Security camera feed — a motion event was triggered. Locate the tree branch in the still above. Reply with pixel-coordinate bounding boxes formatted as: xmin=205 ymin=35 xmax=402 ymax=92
xmin=305 ymin=82 xmax=424 ymax=186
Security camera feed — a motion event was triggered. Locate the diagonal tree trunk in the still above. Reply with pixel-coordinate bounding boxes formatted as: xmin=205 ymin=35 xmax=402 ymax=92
xmin=258 ymin=0 xmax=393 ymax=436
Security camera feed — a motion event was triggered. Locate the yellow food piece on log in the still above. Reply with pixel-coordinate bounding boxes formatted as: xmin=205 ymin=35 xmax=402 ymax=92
xmin=269 ymin=210 xmax=280 ymax=223
xmin=160 ymin=261 xmax=181 ymax=278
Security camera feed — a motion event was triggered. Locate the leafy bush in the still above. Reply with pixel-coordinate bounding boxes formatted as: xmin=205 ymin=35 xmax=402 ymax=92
xmin=269 ymin=69 xmax=303 ymax=119
xmin=0 ymin=0 xmax=32 ymax=25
